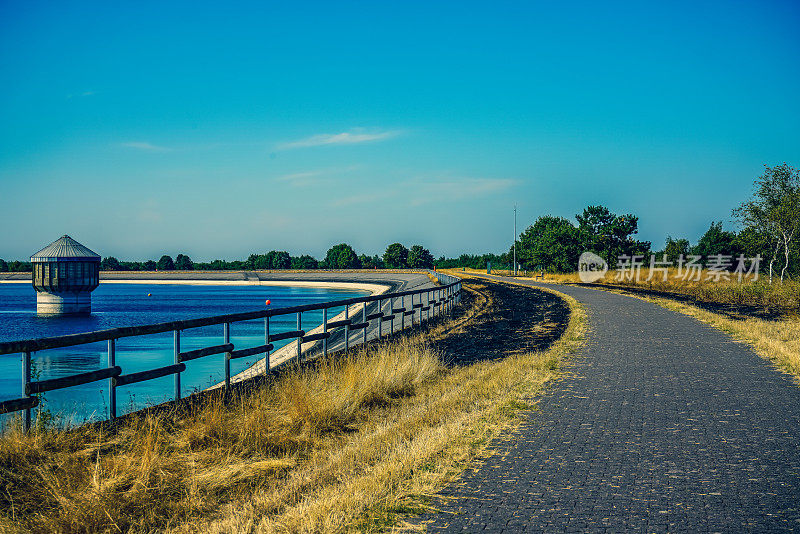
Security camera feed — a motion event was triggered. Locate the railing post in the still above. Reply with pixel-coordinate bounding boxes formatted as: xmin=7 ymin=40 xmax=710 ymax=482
xmin=344 ymin=304 xmax=350 ymax=352
xmin=108 ymin=339 xmax=116 ymax=419
xmin=378 ymin=299 xmax=382 ymax=338
xmin=448 ymin=286 xmax=452 ymax=315
xmin=297 ymin=312 xmax=302 ymax=360
xmin=265 ymin=316 xmax=270 ymax=376
xmin=224 ymin=322 xmax=231 ymax=391
xmin=427 ymin=290 xmax=431 ymax=321
xmin=174 ymin=330 xmax=181 ymax=401
xmin=322 ymin=308 xmax=328 ymax=357
xmin=401 ymin=295 xmax=405 ymax=331
xmin=22 ymin=351 xmax=31 ymax=432
xmin=390 ymin=296 xmax=395 ymax=335
xmin=362 ymin=303 xmax=367 ymax=346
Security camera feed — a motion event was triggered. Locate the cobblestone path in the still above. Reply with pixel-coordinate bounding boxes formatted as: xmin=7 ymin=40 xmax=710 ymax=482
xmin=422 ymin=276 xmax=800 ymax=533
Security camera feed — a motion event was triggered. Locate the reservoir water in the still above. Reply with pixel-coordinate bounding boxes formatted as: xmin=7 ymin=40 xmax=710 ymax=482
xmin=0 ymin=282 xmax=369 ymax=427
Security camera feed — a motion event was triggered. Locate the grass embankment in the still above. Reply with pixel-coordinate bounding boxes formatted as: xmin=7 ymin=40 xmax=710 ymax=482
xmin=0 ymin=278 xmax=584 ymax=533
xmin=467 ymin=267 xmax=800 ymax=312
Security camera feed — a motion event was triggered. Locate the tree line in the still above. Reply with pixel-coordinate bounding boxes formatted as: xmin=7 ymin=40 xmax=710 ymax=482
xmin=0 ymin=242 xmax=441 ymax=273
xmin=69 ymin=243 xmax=438 ymax=272
xmin=514 ymin=163 xmax=799 ymax=281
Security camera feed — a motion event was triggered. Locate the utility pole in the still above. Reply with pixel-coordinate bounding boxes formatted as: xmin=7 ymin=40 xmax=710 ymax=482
xmin=513 ymin=204 xmax=517 ymax=276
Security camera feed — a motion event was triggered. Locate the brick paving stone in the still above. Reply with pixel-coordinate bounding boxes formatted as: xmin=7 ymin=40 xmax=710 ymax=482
xmin=420 ymin=276 xmax=800 ymax=533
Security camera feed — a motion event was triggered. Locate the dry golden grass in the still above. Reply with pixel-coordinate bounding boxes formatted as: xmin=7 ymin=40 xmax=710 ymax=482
xmin=0 ymin=281 xmax=585 ymax=534
xmin=468 ymin=267 xmax=800 ymax=311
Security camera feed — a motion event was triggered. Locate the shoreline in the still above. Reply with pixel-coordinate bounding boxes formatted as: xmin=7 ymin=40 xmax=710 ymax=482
xmin=0 ymin=278 xmax=391 ymax=295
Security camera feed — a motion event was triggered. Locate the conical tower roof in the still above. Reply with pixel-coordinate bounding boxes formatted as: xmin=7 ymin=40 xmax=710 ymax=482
xmin=30 ymin=235 xmax=101 ymax=262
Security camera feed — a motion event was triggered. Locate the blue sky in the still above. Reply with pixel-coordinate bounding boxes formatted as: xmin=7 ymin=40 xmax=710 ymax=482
xmin=1 ymin=1 xmax=798 ymax=261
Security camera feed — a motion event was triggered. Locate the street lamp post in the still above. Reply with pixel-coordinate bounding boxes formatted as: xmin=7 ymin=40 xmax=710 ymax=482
xmin=513 ymin=205 xmax=517 ymax=276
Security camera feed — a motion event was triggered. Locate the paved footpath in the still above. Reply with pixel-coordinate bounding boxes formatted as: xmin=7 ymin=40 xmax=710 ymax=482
xmin=423 ymin=276 xmax=800 ymax=533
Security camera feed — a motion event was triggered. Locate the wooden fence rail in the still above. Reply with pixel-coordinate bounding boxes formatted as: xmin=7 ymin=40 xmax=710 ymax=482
xmin=1 ymin=271 xmax=461 ymax=432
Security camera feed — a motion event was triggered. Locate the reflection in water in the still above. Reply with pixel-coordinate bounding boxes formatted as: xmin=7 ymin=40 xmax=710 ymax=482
xmin=37 ymin=350 xmax=101 ymax=374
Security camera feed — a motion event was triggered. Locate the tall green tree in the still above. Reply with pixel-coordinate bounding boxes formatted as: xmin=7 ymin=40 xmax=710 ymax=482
xmin=383 ymin=243 xmax=409 ymax=268
xmin=324 ymin=244 xmax=361 ymax=269
xmin=174 ymin=254 xmax=194 ymax=270
xmin=734 ymin=163 xmax=800 ymax=282
xmin=407 ymin=245 xmax=434 ymax=268
xmin=358 ymin=254 xmax=384 ymax=269
xmin=576 ymin=205 xmax=650 ymax=265
xmin=101 ymin=257 xmax=121 ymax=271
xmin=8 ymin=261 xmax=31 ymax=272
xmin=290 ymin=254 xmax=318 ymax=270
xmin=663 ymin=237 xmax=690 ymax=263
xmin=248 ymin=254 xmax=269 ymax=270
xmin=0 ymin=259 xmax=7 ymax=272
xmin=516 ymin=216 xmax=580 ymax=272
xmin=249 ymin=251 xmax=292 ymax=270
xmin=692 ymin=222 xmax=739 ymax=263
xmin=271 ymin=251 xmax=291 ymax=269
xmin=157 ymin=255 xmax=175 ymax=271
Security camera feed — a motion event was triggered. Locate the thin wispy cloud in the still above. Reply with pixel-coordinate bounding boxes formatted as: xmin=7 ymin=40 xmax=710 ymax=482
xmin=274 ymin=165 xmax=364 ymax=188
xmin=277 ymin=129 xmax=401 ymax=150
xmin=275 ymin=171 xmax=323 ymax=187
xmin=66 ymin=90 xmax=97 ymax=99
xmin=120 ymin=141 xmax=173 ymax=152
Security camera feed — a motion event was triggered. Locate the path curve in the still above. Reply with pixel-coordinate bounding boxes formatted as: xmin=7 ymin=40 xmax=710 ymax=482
xmin=425 ymin=275 xmax=800 ymax=532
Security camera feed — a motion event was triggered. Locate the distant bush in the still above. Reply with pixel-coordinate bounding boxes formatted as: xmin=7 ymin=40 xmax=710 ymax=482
xmin=383 ymin=243 xmax=409 ymax=268
xmin=157 ymin=255 xmax=175 ymax=271
xmin=324 ymin=244 xmax=361 ymax=269
xmin=7 ymin=261 xmax=31 ymax=273
xmin=291 ymin=255 xmax=318 ymax=270
xmin=174 ymin=254 xmax=193 ymax=270
xmin=408 ymin=245 xmax=434 ymax=268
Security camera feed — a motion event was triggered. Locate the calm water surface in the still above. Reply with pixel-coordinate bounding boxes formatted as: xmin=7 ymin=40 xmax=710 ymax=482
xmin=0 ymin=282 xmax=367 ymax=426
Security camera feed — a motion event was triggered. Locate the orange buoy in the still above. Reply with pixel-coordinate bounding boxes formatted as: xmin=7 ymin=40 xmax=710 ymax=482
xmin=265 ymin=299 xmax=271 ymax=306
xmin=147 ymin=293 xmax=152 ymax=297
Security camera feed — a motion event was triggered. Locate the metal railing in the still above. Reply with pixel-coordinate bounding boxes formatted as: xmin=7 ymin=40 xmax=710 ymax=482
xmin=0 ymin=270 xmax=461 ymax=431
